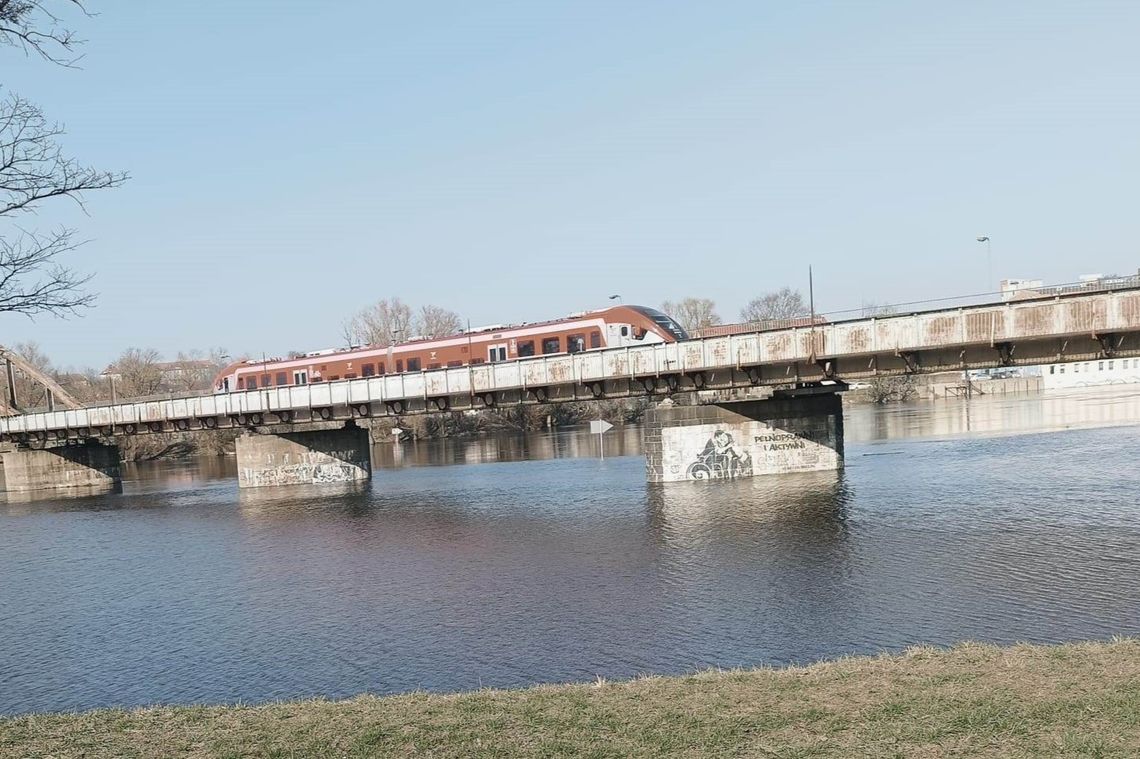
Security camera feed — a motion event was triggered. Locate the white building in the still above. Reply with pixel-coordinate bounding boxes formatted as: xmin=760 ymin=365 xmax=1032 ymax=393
xmin=1042 ymin=357 xmax=1140 ymax=389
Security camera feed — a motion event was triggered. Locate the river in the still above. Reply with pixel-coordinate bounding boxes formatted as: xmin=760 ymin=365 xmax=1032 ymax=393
xmin=2 ymin=387 xmax=1139 ymax=715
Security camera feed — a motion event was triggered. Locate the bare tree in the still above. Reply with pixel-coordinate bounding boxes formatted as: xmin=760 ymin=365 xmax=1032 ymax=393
xmin=343 ymin=298 xmax=463 ymax=344
xmin=342 ymin=297 xmax=414 ymax=346
xmin=417 ymin=304 xmax=461 ymax=338
xmin=171 ymin=348 xmax=229 ymax=393
xmin=661 ymin=297 xmax=721 ymax=333
xmin=112 ymin=347 xmax=162 ymax=398
xmin=741 ymin=287 xmax=807 ymax=323
xmin=0 ymin=0 xmax=85 ymax=65
xmin=1 ymin=18 xmax=126 ymax=317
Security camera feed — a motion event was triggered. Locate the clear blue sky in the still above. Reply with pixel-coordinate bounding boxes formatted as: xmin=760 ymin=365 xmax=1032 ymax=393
xmin=4 ymin=1 xmax=1139 ymax=368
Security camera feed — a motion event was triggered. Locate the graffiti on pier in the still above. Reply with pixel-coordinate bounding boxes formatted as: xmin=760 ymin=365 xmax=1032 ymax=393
xmin=685 ymin=429 xmax=753 ymax=480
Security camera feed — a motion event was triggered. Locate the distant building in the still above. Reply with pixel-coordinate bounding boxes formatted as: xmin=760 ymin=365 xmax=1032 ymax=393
xmin=100 ymin=359 xmax=215 ymax=384
xmin=1000 ymin=278 xmax=1044 ymax=301
xmin=999 ymin=269 xmax=1140 ymax=302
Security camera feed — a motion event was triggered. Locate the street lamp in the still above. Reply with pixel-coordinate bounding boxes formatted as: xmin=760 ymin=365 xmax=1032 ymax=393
xmin=976 ymin=236 xmax=992 ymax=292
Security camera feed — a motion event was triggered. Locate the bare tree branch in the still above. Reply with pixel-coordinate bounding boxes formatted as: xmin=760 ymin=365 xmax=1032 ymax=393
xmin=0 ymin=0 xmax=88 ymax=66
xmin=0 ymin=93 xmax=126 ymax=218
xmin=0 ymin=95 xmax=124 ymax=316
xmin=0 ymin=227 xmax=93 ymax=316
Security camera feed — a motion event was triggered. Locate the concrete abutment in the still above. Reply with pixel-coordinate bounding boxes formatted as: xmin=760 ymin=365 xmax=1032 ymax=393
xmin=643 ymin=393 xmax=844 ymax=483
xmin=1 ymin=441 xmax=122 ymax=493
xmin=235 ymin=423 xmax=372 ymax=488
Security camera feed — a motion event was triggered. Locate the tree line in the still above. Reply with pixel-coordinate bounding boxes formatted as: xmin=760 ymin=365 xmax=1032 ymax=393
xmin=661 ymin=287 xmax=809 ymax=333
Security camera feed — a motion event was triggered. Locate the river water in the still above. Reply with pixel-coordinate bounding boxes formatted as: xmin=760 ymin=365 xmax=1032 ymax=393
xmin=2 ymin=388 xmax=1139 ymax=715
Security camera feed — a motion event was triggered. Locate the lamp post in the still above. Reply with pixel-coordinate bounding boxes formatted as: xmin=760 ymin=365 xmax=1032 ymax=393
xmin=976 ymin=236 xmax=992 ymax=292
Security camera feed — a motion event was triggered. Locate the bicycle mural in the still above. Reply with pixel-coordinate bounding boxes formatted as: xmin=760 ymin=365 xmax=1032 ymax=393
xmin=685 ymin=429 xmax=753 ymax=480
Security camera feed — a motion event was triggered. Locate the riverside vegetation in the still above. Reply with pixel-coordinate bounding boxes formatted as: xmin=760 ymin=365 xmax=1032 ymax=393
xmin=2 ymin=639 xmax=1137 ymax=758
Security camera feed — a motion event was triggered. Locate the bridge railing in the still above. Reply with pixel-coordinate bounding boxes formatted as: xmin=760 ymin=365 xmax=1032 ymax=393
xmin=4 ymin=285 xmax=1140 ymax=436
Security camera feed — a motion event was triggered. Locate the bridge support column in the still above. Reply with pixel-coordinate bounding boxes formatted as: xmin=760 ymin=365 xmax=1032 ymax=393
xmin=643 ymin=393 xmax=844 ymax=483
xmin=235 ymin=422 xmax=372 ymax=488
xmin=2 ymin=441 xmax=122 ymax=493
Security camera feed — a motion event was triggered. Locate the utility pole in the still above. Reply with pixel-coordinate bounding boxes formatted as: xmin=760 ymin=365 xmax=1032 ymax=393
xmin=6 ymin=358 xmax=17 ymax=410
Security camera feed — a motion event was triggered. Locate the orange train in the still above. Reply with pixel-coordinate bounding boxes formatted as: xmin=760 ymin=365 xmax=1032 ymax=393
xmin=214 ymin=305 xmax=690 ymax=392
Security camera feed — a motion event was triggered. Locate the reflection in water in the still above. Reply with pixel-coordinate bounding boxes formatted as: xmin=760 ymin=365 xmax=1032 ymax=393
xmin=846 ymin=385 xmax=1140 ymax=443
xmin=1 ymin=483 xmax=123 ymax=510
xmin=372 ymin=425 xmax=645 ymax=469
xmin=2 ymin=389 xmax=1140 ymax=715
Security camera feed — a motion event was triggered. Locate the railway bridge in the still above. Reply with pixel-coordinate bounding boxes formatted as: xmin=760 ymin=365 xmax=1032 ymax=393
xmin=4 ymin=285 xmax=1140 ymax=492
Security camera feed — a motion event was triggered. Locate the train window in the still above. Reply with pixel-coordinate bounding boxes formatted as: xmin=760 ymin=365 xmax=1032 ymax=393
xmin=542 ymin=337 xmax=561 ymax=354
xmin=328 ymin=375 xmax=340 ymax=381
xmin=362 ymin=363 xmax=375 ymax=377
xmin=262 ymin=375 xmax=271 ymax=387
xmin=276 ymin=372 xmax=288 ymax=386
xmin=567 ymin=334 xmax=586 ymax=353
xmin=447 ymin=360 xmax=462 ymax=368
xmin=396 ymin=360 xmax=404 ymax=373
xmin=237 ymin=377 xmax=245 ymax=389
xmin=620 ymin=326 xmax=629 ymax=337
xmin=247 ymin=376 xmax=257 ymax=390
xmin=518 ymin=340 xmax=535 ymax=357
xmin=378 ymin=363 xmax=386 ymax=375
xmin=590 ymin=331 xmax=601 ymax=349
xmin=407 ymin=357 xmax=421 ymax=372
xmin=312 ymin=376 xmax=324 ymax=382
xmin=428 ymin=362 xmax=441 ymax=370
xmin=293 ymin=371 xmax=307 ymax=385
xmin=470 ymin=357 xmax=485 ymax=364
xmin=345 ymin=373 xmax=357 ymax=379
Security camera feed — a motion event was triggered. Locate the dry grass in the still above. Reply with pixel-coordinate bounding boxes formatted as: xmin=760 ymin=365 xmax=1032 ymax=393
xmin=3 ymin=639 xmax=1139 ymax=758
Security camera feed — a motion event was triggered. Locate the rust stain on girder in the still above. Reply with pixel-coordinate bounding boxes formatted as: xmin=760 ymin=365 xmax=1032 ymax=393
xmin=1062 ymin=299 xmax=1108 ymax=335
xmin=1012 ymin=305 xmax=1056 ymax=337
xmin=924 ymin=316 xmax=960 ymax=346
xmin=840 ymin=325 xmax=870 ymax=354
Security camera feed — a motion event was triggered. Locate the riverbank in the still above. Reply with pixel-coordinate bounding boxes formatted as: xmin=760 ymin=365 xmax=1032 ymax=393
xmin=2 ymin=639 xmax=1136 ymax=758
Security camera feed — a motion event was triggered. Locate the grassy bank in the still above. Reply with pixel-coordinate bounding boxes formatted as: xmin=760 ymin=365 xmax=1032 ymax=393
xmin=3 ymin=640 xmax=1138 ymax=758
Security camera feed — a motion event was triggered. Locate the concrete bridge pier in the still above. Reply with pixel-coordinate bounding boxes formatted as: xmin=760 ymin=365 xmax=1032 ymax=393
xmin=1 ymin=441 xmax=122 ymax=493
xmin=236 ymin=422 xmax=372 ymax=488
xmin=643 ymin=391 xmax=844 ymax=483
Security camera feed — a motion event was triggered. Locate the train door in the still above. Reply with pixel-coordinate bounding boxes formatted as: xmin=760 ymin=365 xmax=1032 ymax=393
xmin=487 ymin=343 xmax=508 ymax=362
xmin=608 ymin=323 xmax=631 ymax=346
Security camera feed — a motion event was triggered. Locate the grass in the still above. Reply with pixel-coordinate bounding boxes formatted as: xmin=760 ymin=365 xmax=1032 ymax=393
xmin=2 ymin=639 xmax=1139 ymax=758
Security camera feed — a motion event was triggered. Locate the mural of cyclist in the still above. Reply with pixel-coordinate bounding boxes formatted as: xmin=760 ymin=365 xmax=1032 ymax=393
xmin=686 ymin=429 xmax=753 ymax=480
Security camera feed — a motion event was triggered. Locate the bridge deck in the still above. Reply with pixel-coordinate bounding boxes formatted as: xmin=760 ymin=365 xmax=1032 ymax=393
xmin=5 ymin=287 xmax=1140 ymax=440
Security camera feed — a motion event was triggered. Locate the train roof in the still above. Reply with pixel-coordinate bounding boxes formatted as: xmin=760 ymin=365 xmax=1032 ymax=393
xmin=221 ymin=304 xmax=670 ymax=372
